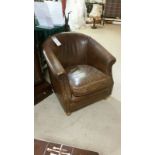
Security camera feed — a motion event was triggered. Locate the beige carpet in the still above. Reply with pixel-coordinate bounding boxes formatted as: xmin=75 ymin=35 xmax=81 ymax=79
xmin=34 ymin=94 xmax=120 ymax=155
xmin=34 ymin=24 xmax=121 ymax=155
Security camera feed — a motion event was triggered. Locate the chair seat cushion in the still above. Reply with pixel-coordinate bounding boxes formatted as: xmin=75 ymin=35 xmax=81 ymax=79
xmin=66 ymin=65 xmax=112 ymax=97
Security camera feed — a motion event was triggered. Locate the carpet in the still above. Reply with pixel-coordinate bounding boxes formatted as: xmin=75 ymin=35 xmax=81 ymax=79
xmin=34 ymin=94 xmax=121 ymax=155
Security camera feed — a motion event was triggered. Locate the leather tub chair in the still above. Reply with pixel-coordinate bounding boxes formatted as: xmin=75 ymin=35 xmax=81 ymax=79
xmin=43 ymin=32 xmax=116 ymax=115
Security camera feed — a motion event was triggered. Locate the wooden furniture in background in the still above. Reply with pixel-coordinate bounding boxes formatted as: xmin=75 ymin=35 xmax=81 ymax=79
xmin=34 ymin=139 xmax=99 ymax=155
xmin=34 ymin=45 xmax=52 ymax=104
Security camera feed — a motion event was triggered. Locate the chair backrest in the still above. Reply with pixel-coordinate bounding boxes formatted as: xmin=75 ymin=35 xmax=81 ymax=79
xmin=48 ymin=32 xmax=89 ymax=68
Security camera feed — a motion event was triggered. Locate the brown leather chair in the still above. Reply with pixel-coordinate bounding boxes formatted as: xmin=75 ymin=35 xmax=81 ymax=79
xmin=43 ymin=32 xmax=116 ymax=115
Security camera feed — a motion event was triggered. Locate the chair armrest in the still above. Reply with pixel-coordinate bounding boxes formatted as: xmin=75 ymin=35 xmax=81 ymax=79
xmin=43 ymin=48 xmax=66 ymax=78
xmin=43 ymin=46 xmax=72 ymax=112
xmin=88 ymin=37 xmax=116 ymax=75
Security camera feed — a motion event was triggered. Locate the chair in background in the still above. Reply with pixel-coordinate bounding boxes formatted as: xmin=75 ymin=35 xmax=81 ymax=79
xmin=86 ymin=1 xmax=104 ymax=28
xmin=43 ymin=32 xmax=116 ymax=115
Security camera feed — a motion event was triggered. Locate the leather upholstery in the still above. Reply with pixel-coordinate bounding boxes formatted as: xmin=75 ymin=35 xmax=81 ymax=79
xmin=66 ymin=65 xmax=112 ymax=97
xmin=43 ymin=32 xmax=116 ymax=114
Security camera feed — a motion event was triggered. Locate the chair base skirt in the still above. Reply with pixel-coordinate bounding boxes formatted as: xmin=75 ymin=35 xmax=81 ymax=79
xmin=55 ymin=87 xmax=112 ymax=115
xmin=69 ymin=88 xmax=112 ymax=113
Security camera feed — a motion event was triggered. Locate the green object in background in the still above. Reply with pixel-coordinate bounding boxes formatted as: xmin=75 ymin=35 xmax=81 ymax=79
xmin=34 ymin=15 xmax=39 ymax=27
xmin=34 ymin=25 xmax=66 ymax=46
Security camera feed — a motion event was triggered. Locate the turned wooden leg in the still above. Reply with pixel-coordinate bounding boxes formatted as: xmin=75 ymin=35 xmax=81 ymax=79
xmin=102 ymin=18 xmax=105 ymax=25
xmin=91 ymin=18 xmax=97 ymax=29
